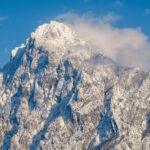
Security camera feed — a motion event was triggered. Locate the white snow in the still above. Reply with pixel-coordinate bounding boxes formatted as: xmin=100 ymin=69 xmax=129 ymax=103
xmin=11 ymin=44 xmax=25 ymax=57
xmin=31 ymin=21 xmax=85 ymax=49
xmin=0 ymin=20 xmax=150 ymax=150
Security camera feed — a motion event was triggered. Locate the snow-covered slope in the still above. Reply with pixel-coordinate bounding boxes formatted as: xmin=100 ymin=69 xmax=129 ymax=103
xmin=0 ymin=21 xmax=150 ymax=150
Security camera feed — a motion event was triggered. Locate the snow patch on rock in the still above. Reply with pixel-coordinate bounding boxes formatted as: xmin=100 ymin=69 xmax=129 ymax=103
xmin=11 ymin=44 xmax=25 ymax=57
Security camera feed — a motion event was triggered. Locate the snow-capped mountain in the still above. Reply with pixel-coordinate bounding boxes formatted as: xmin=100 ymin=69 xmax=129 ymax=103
xmin=0 ymin=21 xmax=150 ymax=150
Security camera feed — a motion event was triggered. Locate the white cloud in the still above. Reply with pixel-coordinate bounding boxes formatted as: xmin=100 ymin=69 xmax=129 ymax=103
xmin=56 ymin=13 xmax=150 ymax=70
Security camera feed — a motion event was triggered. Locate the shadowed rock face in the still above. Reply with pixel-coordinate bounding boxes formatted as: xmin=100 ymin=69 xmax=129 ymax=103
xmin=0 ymin=21 xmax=150 ymax=150
xmin=142 ymin=113 xmax=150 ymax=140
xmin=1 ymin=86 xmax=23 ymax=150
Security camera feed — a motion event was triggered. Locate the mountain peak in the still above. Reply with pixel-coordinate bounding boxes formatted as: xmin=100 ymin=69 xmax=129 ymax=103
xmin=1 ymin=21 xmax=150 ymax=150
xmin=31 ymin=21 xmax=84 ymax=49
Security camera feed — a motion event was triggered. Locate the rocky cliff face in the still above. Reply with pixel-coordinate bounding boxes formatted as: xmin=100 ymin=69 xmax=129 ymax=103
xmin=0 ymin=21 xmax=150 ymax=150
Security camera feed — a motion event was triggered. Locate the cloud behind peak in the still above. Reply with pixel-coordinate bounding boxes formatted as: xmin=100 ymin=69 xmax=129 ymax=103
xmin=56 ymin=13 xmax=150 ymax=70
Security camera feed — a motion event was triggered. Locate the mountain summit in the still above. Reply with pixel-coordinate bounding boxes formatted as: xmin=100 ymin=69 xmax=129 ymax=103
xmin=31 ymin=21 xmax=84 ymax=48
xmin=0 ymin=21 xmax=150 ymax=150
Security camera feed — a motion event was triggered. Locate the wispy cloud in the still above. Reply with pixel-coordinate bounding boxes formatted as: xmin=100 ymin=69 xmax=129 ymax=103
xmin=57 ymin=12 xmax=120 ymax=25
xmin=113 ymin=0 xmax=123 ymax=7
xmin=57 ymin=13 xmax=150 ymax=70
xmin=0 ymin=16 xmax=8 ymax=22
xmin=145 ymin=8 xmax=150 ymax=14
xmin=83 ymin=0 xmax=90 ymax=2
xmin=100 ymin=12 xmax=121 ymax=24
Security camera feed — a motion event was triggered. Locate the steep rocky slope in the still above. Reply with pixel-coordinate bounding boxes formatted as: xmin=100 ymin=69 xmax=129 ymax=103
xmin=0 ymin=21 xmax=150 ymax=150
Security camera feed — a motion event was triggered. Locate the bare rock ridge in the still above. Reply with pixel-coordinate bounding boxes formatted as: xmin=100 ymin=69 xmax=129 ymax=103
xmin=0 ymin=21 xmax=150 ymax=150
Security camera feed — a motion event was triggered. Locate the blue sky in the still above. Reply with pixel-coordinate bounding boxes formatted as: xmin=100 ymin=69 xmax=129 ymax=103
xmin=0 ymin=0 xmax=150 ymax=67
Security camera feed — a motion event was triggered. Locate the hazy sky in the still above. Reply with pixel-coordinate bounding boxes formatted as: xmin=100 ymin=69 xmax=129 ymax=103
xmin=0 ymin=0 xmax=150 ymax=68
